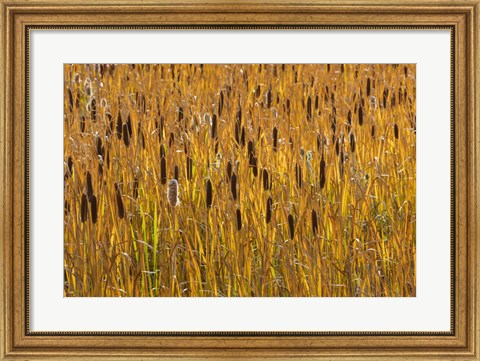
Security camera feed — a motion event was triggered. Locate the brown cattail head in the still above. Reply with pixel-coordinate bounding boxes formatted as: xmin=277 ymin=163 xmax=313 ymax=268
xmin=168 ymin=179 xmax=180 ymax=207
xmin=160 ymin=157 xmax=167 ymax=184
xmin=250 ymin=156 xmax=258 ymax=177
xmin=263 ymin=168 xmax=269 ymax=191
xmin=80 ymin=193 xmax=88 ymax=223
xmin=174 ymin=165 xmax=179 ymax=181
xmin=90 ymin=97 xmax=97 ymax=121
xmin=86 ymin=171 xmax=94 ymax=200
xmin=266 ymin=197 xmax=272 ymax=224
xmin=320 ymin=157 xmax=326 ymax=189
xmin=394 ymin=123 xmax=399 ymax=139
xmin=306 ymin=95 xmax=312 ymax=121
xmin=116 ymin=113 xmax=122 ymax=139
xmin=236 ymin=208 xmax=242 ymax=231
xmin=122 ymin=123 xmax=130 ymax=147
xmin=311 ymin=209 xmax=318 ymax=235
xmin=80 ymin=116 xmax=86 ymax=133
xmin=114 ymin=182 xmax=125 ymax=219
xmin=206 ymin=178 xmax=213 ymax=209
xmin=231 ymin=173 xmax=237 ymax=200
xmin=273 ymin=127 xmax=278 ymax=152
xmin=288 ymin=214 xmax=295 ymax=240
xmin=349 ymin=132 xmax=356 ymax=153
xmin=226 ymin=161 xmax=232 ymax=181
xmin=218 ymin=91 xmax=224 ymax=115
xmin=371 ymin=124 xmax=375 ymax=137
xmin=358 ymin=105 xmax=364 ymax=126
xmin=266 ymin=88 xmax=272 ymax=108
xmin=67 ymin=88 xmax=74 ymax=111
xmin=211 ymin=113 xmax=217 ymax=139
xmin=90 ymin=195 xmax=98 ymax=224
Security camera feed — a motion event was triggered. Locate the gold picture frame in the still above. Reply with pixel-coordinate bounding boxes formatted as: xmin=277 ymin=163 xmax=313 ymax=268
xmin=1 ymin=0 xmax=478 ymax=359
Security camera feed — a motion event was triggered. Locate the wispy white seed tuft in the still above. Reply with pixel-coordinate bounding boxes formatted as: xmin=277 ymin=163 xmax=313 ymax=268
xmin=168 ymin=179 xmax=180 ymax=207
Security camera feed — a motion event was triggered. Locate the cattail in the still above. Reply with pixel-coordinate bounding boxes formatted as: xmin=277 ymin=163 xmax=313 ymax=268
xmin=295 ymin=163 xmax=302 ymax=188
xmin=394 ymin=123 xmax=399 ymax=139
xmin=358 ymin=105 xmax=364 ymax=126
xmin=67 ymin=88 xmax=74 ymax=111
xmin=236 ymin=208 xmax=242 ymax=231
xmin=90 ymin=97 xmax=97 ymax=120
xmin=288 ymin=214 xmax=295 ymax=240
xmin=315 ymin=94 xmax=319 ymax=110
xmin=114 ymin=183 xmax=125 ymax=219
xmin=349 ymin=132 xmax=356 ymax=153
xmin=211 ymin=113 xmax=217 ymax=139
xmin=383 ymin=88 xmax=388 ymax=108
xmin=226 ymin=161 xmax=232 ymax=181
xmin=266 ymin=197 xmax=272 ymax=224
xmin=122 ymin=123 xmax=130 ymax=147
xmin=218 ymin=91 xmax=224 ymax=115
xmin=306 ymin=95 xmax=312 ymax=121
xmin=90 ymin=195 xmax=98 ymax=224
xmin=186 ymin=156 xmax=193 ymax=180
xmin=231 ymin=173 xmax=238 ymax=200
xmin=206 ymin=178 xmax=213 ymax=208
xmin=286 ymin=98 xmax=291 ymax=114
xmin=168 ymin=179 xmax=179 ymax=207
xmin=86 ymin=172 xmax=94 ymax=200
xmin=116 ymin=114 xmax=122 ymax=139
xmin=67 ymin=156 xmax=73 ymax=177
xmin=255 ymin=85 xmax=261 ymax=98
xmin=96 ymin=137 xmax=104 ymax=158
xmin=263 ymin=168 xmax=269 ymax=191
xmin=266 ymin=88 xmax=272 ymax=108
xmin=248 ymin=141 xmax=255 ymax=164
xmin=273 ymin=127 xmax=278 ymax=152
xmin=311 ymin=209 xmax=318 ymax=235
xmin=320 ymin=157 xmax=326 ymax=189
xmin=80 ymin=194 xmax=88 ymax=223
xmin=160 ymin=157 xmax=167 ymax=185
xmin=174 ymin=165 xmax=179 ymax=181
xmin=371 ymin=125 xmax=375 ymax=137
xmin=335 ymin=138 xmax=340 ymax=156
xmin=79 ymin=115 xmax=86 ymax=133
xmin=169 ymin=132 xmax=175 ymax=147
xmin=251 ymin=156 xmax=258 ymax=177
xmin=366 ymin=77 xmax=371 ymax=97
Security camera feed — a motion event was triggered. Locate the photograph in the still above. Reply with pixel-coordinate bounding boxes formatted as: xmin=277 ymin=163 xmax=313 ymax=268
xmin=63 ymin=63 xmax=416 ymax=297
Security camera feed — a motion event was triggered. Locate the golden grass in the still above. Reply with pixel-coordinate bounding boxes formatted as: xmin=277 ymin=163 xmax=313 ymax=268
xmin=64 ymin=64 xmax=416 ymax=297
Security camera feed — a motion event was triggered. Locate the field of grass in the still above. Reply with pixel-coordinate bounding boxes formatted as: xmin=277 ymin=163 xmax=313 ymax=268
xmin=64 ymin=63 xmax=416 ymax=297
